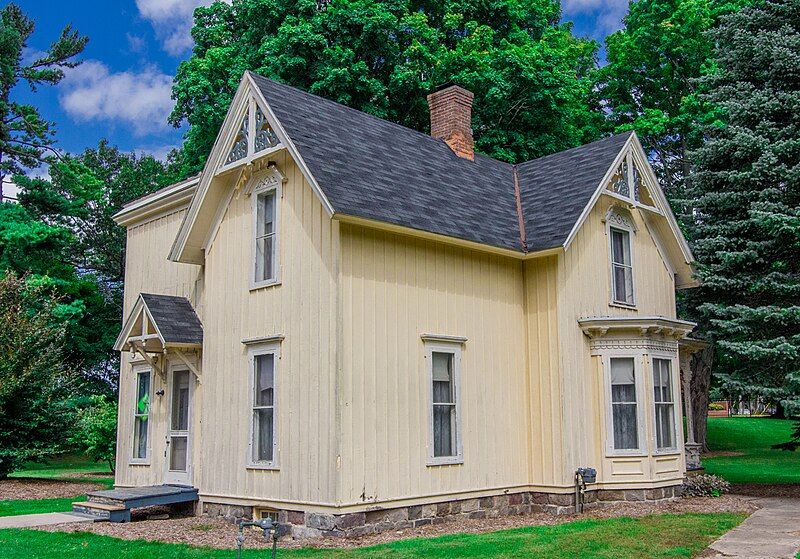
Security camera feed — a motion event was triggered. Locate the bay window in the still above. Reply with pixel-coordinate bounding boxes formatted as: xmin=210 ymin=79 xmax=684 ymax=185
xmin=653 ymin=358 xmax=676 ymax=450
xmin=610 ymin=357 xmax=639 ymax=452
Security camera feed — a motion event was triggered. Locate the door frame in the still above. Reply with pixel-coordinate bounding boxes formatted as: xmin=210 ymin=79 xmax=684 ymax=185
xmin=163 ymin=360 xmax=194 ymax=486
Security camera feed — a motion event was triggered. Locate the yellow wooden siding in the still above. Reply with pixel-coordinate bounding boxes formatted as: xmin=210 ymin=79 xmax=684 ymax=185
xmin=199 ymin=151 xmax=340 ymax=507
xmin=556 ymin=196 xmax=683 ymax=487
xmin=115 ymin=209 xmax=202 ymax=487
xmin=338 ymin=224 xmax=530 ymax=507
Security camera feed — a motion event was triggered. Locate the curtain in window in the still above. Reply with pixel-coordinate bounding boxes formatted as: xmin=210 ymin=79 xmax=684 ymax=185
xmin=611 ymin=358 xmax=638 ymax=450
xmin=653 ymin=359 xmax=675 ymax=449
xmin=432 ymin=352 xmax=456 ymax=457
xmin=611 ymin=229 xmax=634 ymax=304
xmin=253 ymin=354 xmax=275 ymax=462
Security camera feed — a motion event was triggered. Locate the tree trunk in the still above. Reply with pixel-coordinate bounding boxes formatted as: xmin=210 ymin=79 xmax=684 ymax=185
xmin=690 ymin=347 xmax=714 ymax=453
xmin=774 ymin=401 xmax=786 ymax=419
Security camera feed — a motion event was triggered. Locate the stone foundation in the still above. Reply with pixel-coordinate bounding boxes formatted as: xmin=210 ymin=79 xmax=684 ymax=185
xmin=203 ymin=485 xmax=682 ymax=539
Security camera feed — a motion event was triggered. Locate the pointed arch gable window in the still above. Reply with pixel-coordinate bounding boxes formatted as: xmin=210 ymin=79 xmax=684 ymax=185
xmin=221 ymin=96 xmax=283 ymax=172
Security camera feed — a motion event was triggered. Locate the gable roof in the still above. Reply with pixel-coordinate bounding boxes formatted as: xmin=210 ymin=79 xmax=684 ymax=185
xmin=140 ymin=294 xmax=203 ymax=345
xmin=113 ymin=293 xmax=203 ymax=352
xmin=165 ymin=72 xmax=692 ymax=274
xmin=516 ymin=133 xmax=632 ymax=253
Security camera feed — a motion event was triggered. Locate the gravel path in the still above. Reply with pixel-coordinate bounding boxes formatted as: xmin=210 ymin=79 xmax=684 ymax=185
xmin=38 ymin=495 xmax=756 ymax=550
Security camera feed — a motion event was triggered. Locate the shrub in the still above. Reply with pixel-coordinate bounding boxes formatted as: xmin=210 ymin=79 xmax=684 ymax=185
xmin=682 ymin=474 xmax=731 ymax=497
xmin=70 ymin=394 xmax=117 ymax=472
xmin=708 ymin=403 xmax=725 ymax=411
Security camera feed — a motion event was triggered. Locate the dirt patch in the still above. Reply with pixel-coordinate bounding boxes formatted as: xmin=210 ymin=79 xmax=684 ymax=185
xmin=0 ymin=478 xmax=104 ymax=501
xmin=704 ymin=451 xmax=745 ymax=458
xmin=730 ymin=484 xmax=800 ymax=498
xmin=38 ymin=495 xmax=756 ymax=550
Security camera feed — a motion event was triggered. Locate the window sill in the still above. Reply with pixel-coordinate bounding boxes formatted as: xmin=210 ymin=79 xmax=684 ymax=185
xmin=250 ymin=279 xmax=281 ymax=292
xmin=653 ymin=448 xmax=681 ymax=456
xmin=605 ymin=451 xmax=647 ymax=459
xmin=246 ymin=463 xmax=280 ymax=471
xmin=128 ymin=459 xmax=151 ymax=466
xmin=609 ymin=301 xmax=637 ymax=311
xmin=427 ymin=457 xmax=464 ymax=467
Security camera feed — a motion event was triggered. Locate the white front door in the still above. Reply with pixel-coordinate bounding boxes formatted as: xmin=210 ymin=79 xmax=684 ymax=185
xmin=164 ymin=368 xmax=192 ymax=486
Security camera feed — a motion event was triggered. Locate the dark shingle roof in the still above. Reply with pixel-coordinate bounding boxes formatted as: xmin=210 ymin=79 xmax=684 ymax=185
xmin=517 ymin=133 xmax=632 ymax=252
xmin=251 ymin=73 xmax=631 ymax=253
xmin=141 ymin=293 xmax=203 ymax=345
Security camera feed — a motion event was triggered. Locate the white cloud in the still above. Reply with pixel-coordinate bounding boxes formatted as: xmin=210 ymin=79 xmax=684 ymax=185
xmin=1 ymin=177 xmax=20 ymax=202
xmin=135 ymin=144 xmax=178 ymax=161
xmin=126 ymin=33 xmax=147 ymax=54
xmin=136 ymin=0 xmax=226 ymax=56
xmin=563 ymin=0 xmax=628 ymax=37
xmin=59 ymin=61 xmax=174 ymax=136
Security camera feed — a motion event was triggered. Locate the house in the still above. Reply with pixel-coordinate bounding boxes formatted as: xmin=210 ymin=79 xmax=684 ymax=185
xmin=110 ymin=72 xmax=699 ymax=536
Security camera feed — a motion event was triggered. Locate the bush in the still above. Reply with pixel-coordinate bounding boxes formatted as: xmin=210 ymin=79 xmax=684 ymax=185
xmin=682 ymin=474 xmax=731 ymax=497
xmin=709 ymin=403 xmax=725 ymax=411
xmin=70 ymin=394 xmax=117 ymax=472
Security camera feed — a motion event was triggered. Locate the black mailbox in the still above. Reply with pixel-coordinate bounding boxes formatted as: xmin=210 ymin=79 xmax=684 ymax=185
xmin=577 ymin=467 xmax=597 ymax=484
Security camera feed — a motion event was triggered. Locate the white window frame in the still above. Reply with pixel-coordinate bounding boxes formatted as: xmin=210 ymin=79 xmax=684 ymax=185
xmin=602 ymin=352 xmax=647 ymax=457
xmin=130 ymin=364 xmax=152 ymax=465
xmin=250 ymin=176 xmax=282 ymax=290
xmin=650 ymin=354 xmax=681 ymax=455
xmin=607 ymin=218 xmax=636 ymax=308
xmin=424 ymin=339 xmax=464 ymax=466
xmin=247 ymin=341 xmax=280 ymax=469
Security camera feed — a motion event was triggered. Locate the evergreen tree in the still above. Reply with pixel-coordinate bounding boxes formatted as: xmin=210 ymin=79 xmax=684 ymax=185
xmin=686 ymin=0 xmax=800 ymax=424
xmin=170 ymin=0 xmax=603 ymax=175
xmin=0 ymin=3 xmax=87 ymax=201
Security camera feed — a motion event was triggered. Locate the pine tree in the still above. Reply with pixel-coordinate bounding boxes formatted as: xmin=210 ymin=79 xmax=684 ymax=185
xmin=686 ymin=0 xmax=800 ymax=426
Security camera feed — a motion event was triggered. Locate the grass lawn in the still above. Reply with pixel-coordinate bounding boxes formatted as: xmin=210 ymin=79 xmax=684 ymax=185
xmin=704 ymin=417 xmax=800 ymax=485
xmin=0 ymin=513 xmax=744 ymax=559
xmin=0 ymin=455 xmax=113 ymax=518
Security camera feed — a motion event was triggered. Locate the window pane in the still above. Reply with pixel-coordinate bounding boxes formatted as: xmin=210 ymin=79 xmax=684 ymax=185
xmin=169 ymin=436 xmax=188 ymax=471
xmin=613 ymin=403 xmax=639 ymax=450
xmin=611 ymin=229 xmax=630 ymax=265
xmin=655 ymin=404 xmax=675 ymax=448
xmin=610 ymin=358 xmax=638 ymax=450
xmin=613 ymin=265 xmax=633 ymax=304
xmin=171 ymin=370 xmax=190 ymax=431
xmin=255 ymin=236 xmax=274 ymax=283
xmin=254 ymin=408 xmax=274 ymax=462
xmin=257 ymin=192 xmax=275 ymax=237
xmin=255 ymin=354 xmax=275 ymax=407
xmin=134 ymin=416 xmax=148 ymax=459
xmin=433 ymin=405 xmax=455 ymax=457
xmin=137 ymin=373 xmax=150 ymax=406
xmin=653 ymin=359 xmax=672 ymax=403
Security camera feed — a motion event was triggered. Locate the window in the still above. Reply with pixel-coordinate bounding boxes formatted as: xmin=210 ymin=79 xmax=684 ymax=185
xmin=610 ymin=357 xmax=639 ymax=451
xmin=610 ymin=227 xmax=634 ymax=305
xmin=133 ymin=368 xmax=151 ymax=461
xmin=249 ymin=346 xmax=278 ymax=466
xmin=425 ymin=340 xmax=463 ymax=465
xmin=253 ymin=186 xmax=278 ymax=286
xmin=652 ymin=358 xmax=676 ymax=450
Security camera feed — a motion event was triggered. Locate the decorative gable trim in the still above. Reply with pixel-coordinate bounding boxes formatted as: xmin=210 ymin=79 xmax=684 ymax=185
xmin=562 ymin=132 xmax=696 ymax=287
xmin=168 ymin=73 xmax=334 ymax=265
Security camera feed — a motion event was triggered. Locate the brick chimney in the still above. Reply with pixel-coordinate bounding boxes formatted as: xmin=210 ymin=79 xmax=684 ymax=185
xmin=427 ymin=84 xmax=475 ymax=161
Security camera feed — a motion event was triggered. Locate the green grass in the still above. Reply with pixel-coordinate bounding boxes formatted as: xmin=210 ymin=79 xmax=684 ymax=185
xmin=0 ymin=513 xmax=743 ymax=559
xmin=704 ymin=417 xmax=800 ymax=485
xmin=1 ymin=455 xmax=113 ymax=518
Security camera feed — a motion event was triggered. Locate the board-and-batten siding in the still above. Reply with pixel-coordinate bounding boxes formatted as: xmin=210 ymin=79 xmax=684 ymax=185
xmin=556 ymin=196 xmax=683 ymax=486
xmin=199 ymin=151 xmax=341 ymax=508
xmin=115 ymin=209 xmax=202 ymax=488
xmin=338 ymin=224 xmax=531 ymax=507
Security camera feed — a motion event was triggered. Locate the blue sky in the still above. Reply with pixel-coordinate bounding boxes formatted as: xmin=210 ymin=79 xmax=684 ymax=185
xmin=9 ymin=0 xmax=627 ymax=197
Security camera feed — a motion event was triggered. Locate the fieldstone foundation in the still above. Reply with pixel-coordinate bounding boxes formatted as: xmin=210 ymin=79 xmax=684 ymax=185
xmin=203 ymin=485 xmax=682 ymax=539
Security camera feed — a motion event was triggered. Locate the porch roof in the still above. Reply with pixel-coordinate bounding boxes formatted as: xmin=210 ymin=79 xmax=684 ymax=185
xmin=113 ymin=293 xmax=203 ymax=353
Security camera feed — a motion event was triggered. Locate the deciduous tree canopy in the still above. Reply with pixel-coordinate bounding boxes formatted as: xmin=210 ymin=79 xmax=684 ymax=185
xmin=170 ymin=0 xmax=603 ymax=175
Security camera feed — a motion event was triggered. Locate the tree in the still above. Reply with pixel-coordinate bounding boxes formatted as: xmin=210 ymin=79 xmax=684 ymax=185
xmin=686 ymin=0 xmax=800 ymax=433
xmin=13 ymin=143 xmax=182 ymax=381
xmin=0 ymin=271 xmax=75 ymax=478
xmin=595 ymin=0 xmax=746 ymax=206
xmin=170 ymin=0 xmax=603 ymax=175
xmin=0 ymin=3 xmax=87 ymax=201
xmin=70 ymin=395 xmax=117 ymax=472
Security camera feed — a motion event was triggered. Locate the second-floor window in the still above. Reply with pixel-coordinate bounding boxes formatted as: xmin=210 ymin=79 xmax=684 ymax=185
xmin=253 ymin=187 xmax=278 ymax=286
xmin=610 ymin=227 xmax=634 ymax=305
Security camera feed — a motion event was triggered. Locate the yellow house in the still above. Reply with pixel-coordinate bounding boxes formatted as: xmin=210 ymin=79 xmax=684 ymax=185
xmin=108 ymin=72 xmax=698 ymax=536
